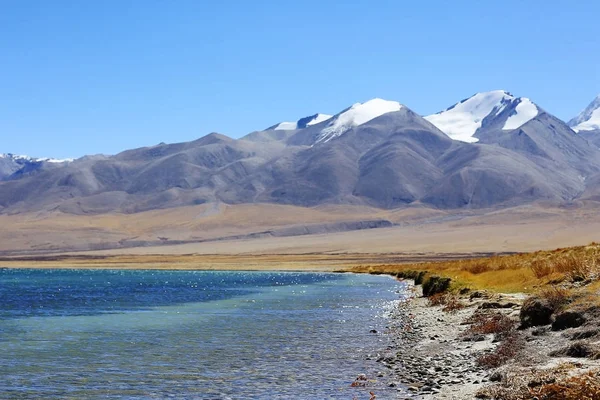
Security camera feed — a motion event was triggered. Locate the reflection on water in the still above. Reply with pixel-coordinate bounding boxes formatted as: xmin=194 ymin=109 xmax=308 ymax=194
xmin=0 ymin=269 xmax=407 ymax=399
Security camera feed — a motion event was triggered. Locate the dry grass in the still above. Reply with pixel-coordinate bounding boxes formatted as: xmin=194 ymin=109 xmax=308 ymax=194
xmin=466 ymin=311 xmax=516 ymax=337
xmin=350 ymin=243 xmax=600 ymax=294
xmin=442 ymin=296 xmax=465 ymax=313
xmin=3 ymin=203 xmax=600 ymax=257
xmin=427 ymin=293 xmax=465 ymax=313
xmin=477 ymin=332 xmax=525 ymax=369
xmin=532 ymin=371 xmax=600 ymax=399
xmin=538 ymin=286 xmax=572 ymax=312
xmin=477 ymin=364 xmax=600 ymax=400
xmin=530 ymin=247 xmax=600 ymax=282
xmin=427 ymin=293 xmax=448 ymax=306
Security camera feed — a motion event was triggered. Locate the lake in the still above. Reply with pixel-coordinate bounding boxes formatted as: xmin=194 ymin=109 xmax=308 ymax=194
xmin=0 ymin=269 xmax=407 ymax=399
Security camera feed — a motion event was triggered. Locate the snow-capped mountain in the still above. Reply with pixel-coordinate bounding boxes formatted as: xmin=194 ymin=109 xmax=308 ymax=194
xmin=425 ymin=90 xmax=539 ymax=143
xmin=569 ymin=94 xmax=600 ymax=132
xmin=263 ymin=98 xmax=405 ymax=146
xmin=0 ymin=153 xmax=73 ymax=163
xmin=0 ymin=153 xmax=73 ymax=180
xmin=268 ymin=113 xmax=332 ymax=131
xmin=4 ymin=90 xmax=600 ymax=217
xmin=314 ymin=98 xmax=403 ymax=144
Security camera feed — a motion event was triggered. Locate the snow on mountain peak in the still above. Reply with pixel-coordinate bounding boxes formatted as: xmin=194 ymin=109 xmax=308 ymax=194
xmin=270 ymin=113 xmax=333 ymax=131
xmin=503 ymin=97 xmax=538 ymax=131
xmin=272 ymin=121 xmax=298 ymax=131
xmin=425 ymin=90 xmax=539 ymax=143
xmin=305 ymin=113 xmax=333 ymax=127
xmin=569 ymin=94 xmax=600 ymax=132
xmin=0 ymin=153 xmax=73 ymax=163
xmin=314 ymin=98 xmax=403 ymax=144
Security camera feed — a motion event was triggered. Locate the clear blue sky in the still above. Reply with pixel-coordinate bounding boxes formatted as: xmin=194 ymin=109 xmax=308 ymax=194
xmin=1 ymin=0 xmax=599 ymax=158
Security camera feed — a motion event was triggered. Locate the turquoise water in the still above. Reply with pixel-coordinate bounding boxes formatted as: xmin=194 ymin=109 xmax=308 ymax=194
xmin=0 ymin=269 xmax=405 ymax=399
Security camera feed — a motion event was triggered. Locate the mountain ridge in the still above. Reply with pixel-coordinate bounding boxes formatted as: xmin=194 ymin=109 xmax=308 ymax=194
xmin=2 ymin=90 xmax=600 ymax=215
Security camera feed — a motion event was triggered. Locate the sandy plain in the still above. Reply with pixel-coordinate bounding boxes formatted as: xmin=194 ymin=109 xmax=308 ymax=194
xmin=1 ymin=201 xmax=599 ymax=270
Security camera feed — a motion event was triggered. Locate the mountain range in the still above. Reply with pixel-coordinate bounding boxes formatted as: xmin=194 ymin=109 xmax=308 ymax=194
xmin=2 ymin=91 xmax=600 ymax=216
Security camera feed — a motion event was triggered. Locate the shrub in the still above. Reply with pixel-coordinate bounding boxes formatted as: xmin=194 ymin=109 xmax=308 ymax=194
xmin=552 ymin=311 xmax=586 ymax=331
xmin=520 ymin=296 xmax=554 ymax=328
xmin=531 ymin=372 xmax=600 ymax=400
xmin=427 ymin=293 xmax=465 ymax=313
xmin=466 ymin=261 xmax=490 ymax=275
xmin=538 ymin=286 xmax=571 ymax=312
xmin=427 ymin=292 xmax=447 ymax=306
xmin=553 ymin=254 xmax=594 ymax=282
xmin=442 ymin=295 xmax=465 ymax=313
xmin=477 ymin=367 xmax=600 ymax=400
xmin=477 ymin=332 xmax=525 ymax=369
xmin=467 ymin=311 xmax=516 ymax=338
xmin=395 ymin=270 xmax=428 ymax=285
xmin=422 ymin=275 xmax=451 ymax=297
xmin=549 ymin=341 xmax=598 ymax=358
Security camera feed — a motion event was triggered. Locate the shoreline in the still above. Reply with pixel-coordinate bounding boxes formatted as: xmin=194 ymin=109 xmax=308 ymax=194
xmin=379 ymin=279 xmax=600 ymax=399
xmin=5 ymin=251 xmax=600 ymax=398
xmin=378 ymin=282 xmax=494 ymax=399
xmin=0 ymin=252 xmax=502 ymax=272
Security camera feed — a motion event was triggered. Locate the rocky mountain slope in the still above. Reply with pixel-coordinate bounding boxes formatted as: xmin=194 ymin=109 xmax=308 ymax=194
xmin=2 ymin=91 xmax=600 ymax=215
xmin=0 ymin=153 xmax=72 ymax=181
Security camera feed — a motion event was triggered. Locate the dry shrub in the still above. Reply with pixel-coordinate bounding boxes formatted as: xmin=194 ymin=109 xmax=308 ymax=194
xmin=553 ymin=254 xmax=594 ymax=282
xmin=531 ymin=258 xmax=553 ymax=278
xmin=467 ymin=261 xmax=490 ymax=275
xmin=530 ymin=250 xmax=599 ymax=282
xmin=467 ymin=311 xmax=516 ymax=337
xmin=549 ymin=341 xmax=600 ymax=359
xmin=538 ymin=286 xmax=571 ymax=312
xmin=427 ymin=292 xmax=447 ymax=307
xmin=477 ymin=332 xmax=525 ymax=369
xmin=531 ymin=371 xmax=600 ymax=399
xmin=463 ymin=256 xmax=523 ymax=275
xmin=478 ymin=366 xmax=600 ymax=400
xmin=427 ymin=293 xmax=465 ymax=313
xmin=442 ymin=295 xmax=465 ymax=313
xmin=350 ymin=243 xmax=600 ymax=294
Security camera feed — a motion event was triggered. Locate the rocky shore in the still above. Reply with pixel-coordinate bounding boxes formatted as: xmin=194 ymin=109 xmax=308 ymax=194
xmin=369 ymin=281 xmax=600 ymax=399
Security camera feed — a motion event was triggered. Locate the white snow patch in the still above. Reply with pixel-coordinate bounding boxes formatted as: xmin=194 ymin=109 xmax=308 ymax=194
xmin=315 ymin=98 xmax=403 ymax=144
xmin=39 ymin=157 xmax=74 ymax=163
xmin=424 ymin=90 xmax=513 ymax=142
xmin=0 ymin=153 xmax=73 ymax=163
xmin=306 ymin=113 xmax=332 ymax=126
xmin=273 ymin=121 xmax=298 ymax=131
xmin=574 ymin=107 xmax=600 ymax=131
xmin=503 ymin=98 xmax=538 ymax=130
xmin=270 ymin=113 xmax=332 ymax=130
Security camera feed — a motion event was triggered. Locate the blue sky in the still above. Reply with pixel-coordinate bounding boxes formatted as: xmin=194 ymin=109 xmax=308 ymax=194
xmin=1 ymin=0 xmax=599 ymax=158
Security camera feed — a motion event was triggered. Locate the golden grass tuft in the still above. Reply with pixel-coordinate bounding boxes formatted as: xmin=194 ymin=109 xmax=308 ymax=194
xmin=538 ymin=286 xmax=572 ymax=312
xmin=349 ymin=243 xmax=600 ymax=294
